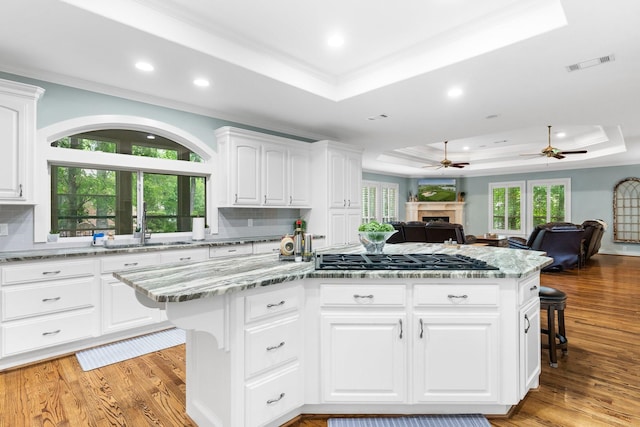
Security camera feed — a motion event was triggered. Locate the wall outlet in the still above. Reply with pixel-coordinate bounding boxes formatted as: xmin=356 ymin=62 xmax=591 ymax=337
xmin=0 ymin=223 xmax=8 ymax=236
xmin=247 ymin=218 xmax=253 ymax=227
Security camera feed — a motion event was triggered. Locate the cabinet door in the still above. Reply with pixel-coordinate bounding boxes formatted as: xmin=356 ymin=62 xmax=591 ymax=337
xmin=328 ymin=150 xmax=347 ymax=208
xmin=262 ymin=143 xmax=287 ymax=205
xmin=321 ymin=314 xmax=406 ymax=402
xmin=0 ymin=97 xmax=24 ymax=200
xmin=289 ymin=147 xmax=311 ymax=206
xmin=328 ymin=209 xmax=347 ymax=246
xmin=101 ymin=276 xmax=162 ymax=334
xmin=347 ymin=209 xmax=362 ymax=244
xmin=520 ymin=298 xmax=541 ymax=398
xmin=231 ymin=138 xmax=261 ymax=205
xmin=345 ymin=152 xmax=362 ymax=209
xmin=413 ymin=314 xmax=499 ymax=402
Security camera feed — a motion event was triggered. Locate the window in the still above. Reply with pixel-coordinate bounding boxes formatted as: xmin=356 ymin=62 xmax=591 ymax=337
xmin=527 ymin=179 xmax=570 ymax=230
xmin=489 ymin=178 xmax=571 ymax=236
xmin=49 ymin=129 xmax=207 ymax=237
xmin=489 ymin=181 xmax=525 ymax=235
xmin=361 ymin=181 xmax=399 ymax=224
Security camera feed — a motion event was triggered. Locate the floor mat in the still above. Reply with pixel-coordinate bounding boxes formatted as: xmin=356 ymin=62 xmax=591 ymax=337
xmin=328 ymin=414 xmax=491 ymax=427
xmin=76 ymin=328 xmax=185 ymax=371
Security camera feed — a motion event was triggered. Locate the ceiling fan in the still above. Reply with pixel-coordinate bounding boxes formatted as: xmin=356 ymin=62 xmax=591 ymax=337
xmin=522 ymin=125 xmax=588 ymax=159
xmin=423 ymin=140 xmax=470 ymax=169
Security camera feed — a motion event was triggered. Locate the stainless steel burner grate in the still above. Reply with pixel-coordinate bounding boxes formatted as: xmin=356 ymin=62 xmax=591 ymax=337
xmin=315 ymin=253 xmax=499 ymax=270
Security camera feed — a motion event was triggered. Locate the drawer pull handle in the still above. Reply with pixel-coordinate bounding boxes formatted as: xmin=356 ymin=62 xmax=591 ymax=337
xmin=524 ymin=314 xmax=531 ymax=334
xmin=124 ymin=262 xmax=139 ymax=267
xmin=419 ymin=318 xmax=424 ymax=339
xmin=529 ymin=285 xmax=538 ymax=292
xmin=353 ymin=294 xmax=374 ymax=299
xmin=266 ymin=341 xmax=285 ymax=351
xmin=42 ymin=297 xmax=61 ymax=302
xmin=179 ymin=257 xmax=191 ymax=261
xmin=42 ymin=329 xmax=61 ymax=336
xmin=399 ymin=319 xmax=403 ymax=339
xmin=266 ymin=301 xmax=285 ymax=309
xmin=266 ymin=392 xmax=285 ymax=405
xmin=447 ymin=294 xmax=468 ymax=299
xmin=227 ymin=249 xmax=237 ymax=253
xmin=42 ymin=270 xmax=61 ymax=275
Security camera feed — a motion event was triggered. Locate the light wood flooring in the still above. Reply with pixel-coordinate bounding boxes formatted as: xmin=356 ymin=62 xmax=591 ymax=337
xmin=1 ymin=254 xmax=638 ymax=427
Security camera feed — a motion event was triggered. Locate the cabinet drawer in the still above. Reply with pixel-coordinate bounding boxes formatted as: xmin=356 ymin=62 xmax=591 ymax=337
xmin=2 ymin=259 xmax=95 ymax=285
xmin=159 ymin=248 xmax=208 ymax=264
xmin=245 ymin=286 xmax=300 ymax=323
xmin=2 ymin=277 xmax=94 ymax=321
xmin=414 ymin=284 xmax=499 ymax=306
xmin=209 ymin=244 xmax=253 ymax=258
xmin=253 ymin=241 xmax=281 ymax=255
xmin=245 ymin=364 xmax=303 ymax=427
xmin=245 ymin=315 xmax=301 ymax=378
xmin=2 ymin=309 xmax=97 ymax=356
xmin=320 ymin=284 xmax=406 ymax=307
xmin=519 ymin=276 xmax=540 ymax=305
xmin=101 ymin=253 xmax=160 ymax=273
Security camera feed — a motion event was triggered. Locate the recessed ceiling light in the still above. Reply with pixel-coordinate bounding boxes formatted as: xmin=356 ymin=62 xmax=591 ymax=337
xmin=146 ymin=134 xmax=156 ymax=140
xmin=447 ymin=87 xmax=463 ymax=98
xmin=556 ymin=132 xmax=566 ymax=138
xmin=135 ymin=61 xmax=154 ymax=72
xmin=193 ymin=78 xmax=210 ymax=87
xmin=463 ymin=146 xmax=470 ymax=151
xmin=327 ymin=34 xmax=345 ymax=48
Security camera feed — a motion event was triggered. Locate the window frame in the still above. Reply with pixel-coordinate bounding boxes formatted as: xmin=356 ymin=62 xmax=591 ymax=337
xmin=488 ymin=181 xmax=525 ymax=236
xmin=526 ymin=178 xmax=571 ymax=232
xmin=35 ymin=115 xmax=216 ymax=243
xmin=362 ymin=180 xmax=399 ymax=224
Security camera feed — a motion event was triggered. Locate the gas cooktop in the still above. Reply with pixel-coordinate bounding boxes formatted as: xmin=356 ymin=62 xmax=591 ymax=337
xmin=315 ymin=253 xmax=499 ymax=271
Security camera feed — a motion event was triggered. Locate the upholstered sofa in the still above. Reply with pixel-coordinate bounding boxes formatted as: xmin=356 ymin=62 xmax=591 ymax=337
xmin=508 ymin=222 xmax=585 ymax=271
xmin=386 ymin=221 xmax=467 ymax=244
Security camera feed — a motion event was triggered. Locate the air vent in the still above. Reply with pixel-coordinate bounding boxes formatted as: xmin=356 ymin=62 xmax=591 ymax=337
xmin=367 ymin=114 xmax=389 ymax=121
xmin=566 ymin=54 xmax=615 ymax=72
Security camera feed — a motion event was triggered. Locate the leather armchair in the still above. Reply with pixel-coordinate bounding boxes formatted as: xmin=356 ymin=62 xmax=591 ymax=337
xmin=508 ymin=222 xmax=585 ymax=271
xmin=581 ymin=220 xmax=605 ymax=263
xmin=386 ymin=221 xmax=406 ymax=244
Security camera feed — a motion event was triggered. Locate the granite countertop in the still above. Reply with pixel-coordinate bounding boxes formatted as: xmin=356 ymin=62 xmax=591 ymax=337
xmin=0 ymin=235 xmax=323 ymax=263
xmin=114 ymin=243 xmax=553 ymax=303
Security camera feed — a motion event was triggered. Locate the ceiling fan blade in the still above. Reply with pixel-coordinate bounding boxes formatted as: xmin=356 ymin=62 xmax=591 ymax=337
xmin=450 ymin=164 xmax=466 ymax=168
xmin=553 ymin=154 xmax=566 ymax=159
xmin=559 ymin=150 xmax=588 ymax=154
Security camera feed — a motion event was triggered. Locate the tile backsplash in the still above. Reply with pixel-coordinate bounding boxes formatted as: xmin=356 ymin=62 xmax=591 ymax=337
xmin=0 ymin=205 xmax=34 ymax=252
xmin=217 ymin=208 xmax=302 ymax=239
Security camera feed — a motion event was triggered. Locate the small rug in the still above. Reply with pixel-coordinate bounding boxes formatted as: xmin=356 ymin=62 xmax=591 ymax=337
xmin=328 ymin=414 xmax=490 ymax=427
xmin=76 ymin=328 xmax=186 ymax=371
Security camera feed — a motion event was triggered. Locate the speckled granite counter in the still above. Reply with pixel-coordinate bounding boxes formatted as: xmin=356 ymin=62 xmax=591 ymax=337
xmin=0 ymin=235 xmax=309 ymax=263
xmin=114 ymin=243 xmax=553 ymax=303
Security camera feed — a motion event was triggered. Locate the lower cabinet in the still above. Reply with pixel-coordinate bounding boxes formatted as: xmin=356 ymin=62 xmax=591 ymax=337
xmin=519 ymin=297 xmax=541 ymax=397
xmin=321 ymin=314 xmax=406 ymax=402
xmin=413 ymin=314 xmax=499 ymax=402
xmin=101 ymin=276 xmax=163 ymax=333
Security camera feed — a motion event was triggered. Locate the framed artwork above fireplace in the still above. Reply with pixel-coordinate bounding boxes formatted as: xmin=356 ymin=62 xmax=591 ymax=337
xmin=417 ymin=178 xmax=456 ymax=202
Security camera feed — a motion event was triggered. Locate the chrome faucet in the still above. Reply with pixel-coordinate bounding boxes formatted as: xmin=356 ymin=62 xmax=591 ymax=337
xmin=139 ymin=202 xmax=150 ymax=244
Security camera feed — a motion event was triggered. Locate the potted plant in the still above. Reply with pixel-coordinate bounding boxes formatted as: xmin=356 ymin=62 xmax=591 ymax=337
xmin=47 ymin=229 xmax=60 ymax=242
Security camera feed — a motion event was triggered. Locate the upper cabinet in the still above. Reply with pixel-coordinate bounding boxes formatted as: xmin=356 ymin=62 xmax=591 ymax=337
xmin=328 ymin=148 xmax=362 ymax=209
xmin=0 ymin=78 xmax=45 ymax=203
xmin=216 ymin=127 xmax=311 ymax=208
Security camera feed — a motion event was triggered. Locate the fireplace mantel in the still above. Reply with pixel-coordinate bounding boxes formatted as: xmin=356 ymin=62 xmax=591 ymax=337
xmin=405 ymin=202 xmax=465 ymax=225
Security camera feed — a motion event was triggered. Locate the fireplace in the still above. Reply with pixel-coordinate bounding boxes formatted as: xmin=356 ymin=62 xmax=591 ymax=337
xmin=423 ymin=216 xmax=450 ymax=223
xmin=405 ymin=202 xmax=465 ymax=225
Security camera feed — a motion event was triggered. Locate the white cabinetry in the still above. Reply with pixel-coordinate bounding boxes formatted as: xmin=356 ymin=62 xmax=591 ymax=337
xmin=518 ymin=276 xmax=541 ymax=398
xmin=319 ymin=283 xmax=407 ymax=402
xmin=216 ymin=126 xmax=311 ymax=208
xmin=0 ymin=259 xmax=98 ymax=358
xmin=0 ymin=78 xmax=44 ymax=203
xmin=308 ymin=141 xmax=363 ymax=246
xmin=100 ymin=253 xmax=164 ymax=334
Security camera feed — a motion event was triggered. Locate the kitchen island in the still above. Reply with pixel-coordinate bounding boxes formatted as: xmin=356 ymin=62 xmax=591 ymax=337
xmin=114 ymin=243 xmax=552 ymax=427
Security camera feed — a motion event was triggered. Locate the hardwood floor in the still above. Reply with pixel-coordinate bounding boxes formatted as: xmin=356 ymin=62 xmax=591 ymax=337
xmin=1 ymin=254 xmax=638 ymax=427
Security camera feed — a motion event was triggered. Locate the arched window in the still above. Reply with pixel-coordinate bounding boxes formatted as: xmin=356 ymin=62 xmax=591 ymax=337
xmin=36 ymin=116 xmax=215 ymax=242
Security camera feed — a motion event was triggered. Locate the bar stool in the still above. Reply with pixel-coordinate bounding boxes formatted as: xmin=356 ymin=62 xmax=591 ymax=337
xmin=539 ymin=286 xmax=568 ymax=367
